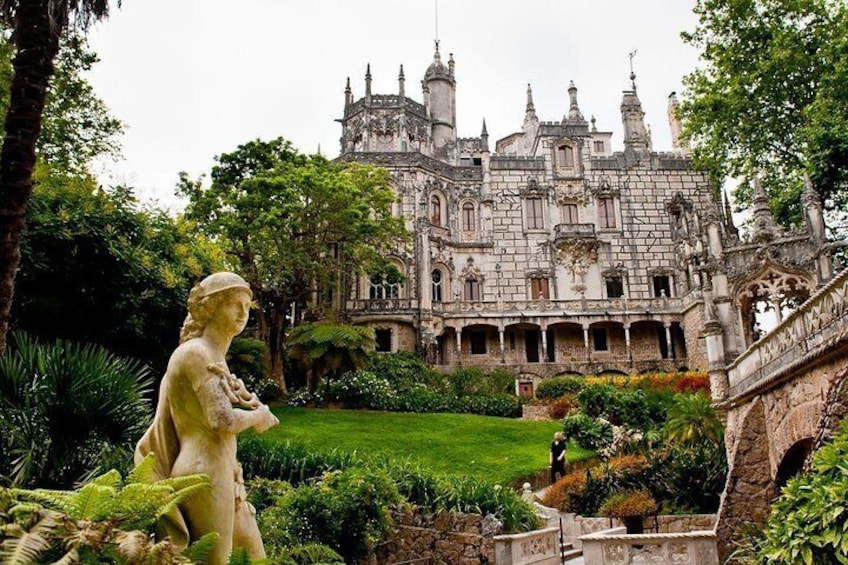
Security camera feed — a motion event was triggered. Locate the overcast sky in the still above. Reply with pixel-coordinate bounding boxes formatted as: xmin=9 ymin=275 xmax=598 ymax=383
xmin=85 ymin=1 xmax=702 ymax=209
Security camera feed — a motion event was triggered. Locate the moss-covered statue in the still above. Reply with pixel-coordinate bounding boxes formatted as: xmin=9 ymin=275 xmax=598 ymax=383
xmin=135 ymin=272 xmax=280 ymax=564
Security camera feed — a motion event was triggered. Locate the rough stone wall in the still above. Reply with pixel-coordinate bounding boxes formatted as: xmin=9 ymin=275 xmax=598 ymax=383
xmin=682 ymin=304 xmax=708 ymax=370
xmin=374 ymin=507 xmax=500 ymax=565
xmin=715 ymin=399 xmax=774 ymax=560
xmin=521 ymin=405 xmax=552 ymax=421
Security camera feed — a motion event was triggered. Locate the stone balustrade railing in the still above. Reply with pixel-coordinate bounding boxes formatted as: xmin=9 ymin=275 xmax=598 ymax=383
xmin=580 ymin=528 xmax=718 ymax=565
xmin=434 ymin=296 xmax=684 ymax=316
xmin=554 ymin=222 xmax=597 ymax=241
xmin=726 ymin=267 xmax=848 ymax=400
xmin=349 ymin=299 xmax=418 ymax=313
xmin=494 ymin=527 xmax=561 ymax=565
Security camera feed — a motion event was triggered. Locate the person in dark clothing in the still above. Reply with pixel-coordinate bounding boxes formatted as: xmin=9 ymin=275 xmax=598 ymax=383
xmin=550 ymin=431 xmax=567 ymax=484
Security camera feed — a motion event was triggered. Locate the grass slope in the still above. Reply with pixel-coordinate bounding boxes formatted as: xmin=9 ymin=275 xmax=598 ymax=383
xmin=262 ymin=407 xmax=593 ymax=485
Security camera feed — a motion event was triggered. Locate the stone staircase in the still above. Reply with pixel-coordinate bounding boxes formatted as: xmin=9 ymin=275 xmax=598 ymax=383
xmin=561 ymin=540 xmax=584 ymax=564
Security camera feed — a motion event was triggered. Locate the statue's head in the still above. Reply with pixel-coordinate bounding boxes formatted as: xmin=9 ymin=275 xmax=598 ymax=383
xmin=180 ymin=272 xmax=253 ymax=343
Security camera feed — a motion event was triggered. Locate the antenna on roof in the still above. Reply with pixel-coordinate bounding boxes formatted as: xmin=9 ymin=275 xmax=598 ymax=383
xmin=434 ymin=0 xmax=439 ymax=44
xmin=628 ymin=49 xmax=638 ymax=90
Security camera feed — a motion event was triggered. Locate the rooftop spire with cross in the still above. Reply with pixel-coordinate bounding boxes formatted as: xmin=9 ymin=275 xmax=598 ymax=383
xmin=628 ymin=49 xmax=638 ymax=90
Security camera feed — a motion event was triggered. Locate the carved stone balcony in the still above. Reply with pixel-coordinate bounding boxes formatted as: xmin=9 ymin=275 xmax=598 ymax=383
xmin=553 ymin=222 xmax=596 ymax=243
xmin=349 ymin=299 xmax=417 ymax=314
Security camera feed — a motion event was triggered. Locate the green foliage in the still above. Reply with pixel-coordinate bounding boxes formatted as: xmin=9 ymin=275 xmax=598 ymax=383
xmin=664 ymin=393 xmax=724 ymax=445
xmin=0 ymin=30 xmax=123 ymax=176
xmin=287 ymin=321 xmax=375 ymax=392
xmin=227 ymin=337 xmax=281 ymax=402
xmin=179 ymin=138 xmax=408 ymax=390
xmin=598 ymin=489 xmax=658 ymax=518
xmin=536 ymin=376 xmax=585 ymax=399
xmin=680 ymin=0 xmax=848 ymax=226
xmin=0 ymin=333 xmax=153 ymax=488
xmin=277 ymin=467 xmax=402 ymax=563
xmin=327 ymin=370 xmax=395 ymax=410
xmin=0 ymin=456 xmax=211 ymax=564
xmin=756 ymin=422 xmax=848 ymax=564
xmin=562 ymin=414 xmax=614 ymax=451
xmin=367 ymin=351 xmax=445 ymax=392
xmin=652 ymin=440 xmax=727 ymax=515
xmin=13 ymin=174 xmax=223 ymax=369
xmin=577 ymin=384 xmax=669 ymax=429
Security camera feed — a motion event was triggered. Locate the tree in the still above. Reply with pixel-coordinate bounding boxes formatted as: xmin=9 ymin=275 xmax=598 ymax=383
xmin=287 ymin=321 xmax=375 ymax=393
xmin=12 ymin=168 xmax=224 ymax=370
xmin=0 ymin=0 xmax=119 ymax=355
xmin=680 ymin=0 xmax=848 ymax=227
xmin=663 ymin=393 xmax=724 ymax=445
xmin=179 ymin=138 xmax=407 ymax=393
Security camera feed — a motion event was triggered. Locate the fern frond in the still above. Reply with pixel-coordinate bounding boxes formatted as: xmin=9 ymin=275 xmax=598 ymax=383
xmin=157 ymin=480 xmax=211 ymax=518
xmin=227 ymin=546 xmax=251 ymax=565
xmin=156 ymin=473 xmax=210 ymax=492
xmin=69 ymin=482 xmax=119 ymax=520
xmin=0 ymin=511 xmax=59 ymax=565
xmin=286 ymin=542 xmax=344 ymax=564
xmin=128 ymin=453 xmax=158 ymax=485
xmin=9 ymin=489 xmax=77 ymax=517
xmin=115 ymin=530 xmax=150 ymax=562
xmin=51 ymin=547 xmax=80 ymax=565
xmin=90 ymin=469 xmax=123 ymax=488
xmin=185 ymin=531 xmax=219 ymax=563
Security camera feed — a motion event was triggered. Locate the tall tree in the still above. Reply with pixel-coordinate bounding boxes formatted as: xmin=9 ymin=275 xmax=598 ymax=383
xmin=0 ymin=0 xmax=118 ymax=355
xmin=680 ymin=0 xmax=848 ymax=227
xmin=179 ymin=138 xmax=407 ymax=394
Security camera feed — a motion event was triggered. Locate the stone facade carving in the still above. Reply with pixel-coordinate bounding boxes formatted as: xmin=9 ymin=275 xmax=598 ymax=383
xmin=336 ymin=43 xmax=834 ymax=383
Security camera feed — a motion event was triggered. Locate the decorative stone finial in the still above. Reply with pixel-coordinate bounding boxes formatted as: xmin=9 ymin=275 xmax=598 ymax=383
xmin=365 ymin=63 xmax=372 ymax=99
xmin=526 ymin=83 xmax=535 ymax=114
xmin=751 ymin=176 xmax=779 ymax=243
xmin=565 ymin=80 xmax=585 ymax=124
xmin=398 ymin=64 xmax=405 ymax=98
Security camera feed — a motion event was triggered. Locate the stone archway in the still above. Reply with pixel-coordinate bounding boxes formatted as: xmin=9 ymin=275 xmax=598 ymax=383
xmin=715 ymin=398 xmax=774 ymax=560
xmin=774 ymin=438 xmax=813 ymax=494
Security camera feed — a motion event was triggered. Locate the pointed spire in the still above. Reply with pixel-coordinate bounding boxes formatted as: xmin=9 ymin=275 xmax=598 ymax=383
xmin=481 ymin=118 xmax=489 ymax=152
xmin=526 ymin=83 xmax=536 ymax=114
xmin=590 ymin=115 xmax=597 ymax=132
xmin=365 ymin=63 xmax=373 ymax=102
xmin=344 ymin=76 xmax=352 ymax=109
xmin=751 ymin=175 xmax=779 ymax=243
xmin=398 ymin=64 xmax=405 ymax=99
xmin=565 ymin=80 xmax=585 ymax=124
xmin=448 ymin=52 xmax=455 ymax=77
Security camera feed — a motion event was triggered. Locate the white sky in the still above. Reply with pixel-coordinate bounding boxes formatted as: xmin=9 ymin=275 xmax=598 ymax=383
xmin=85 ymin=1 xmax=702 ymax=210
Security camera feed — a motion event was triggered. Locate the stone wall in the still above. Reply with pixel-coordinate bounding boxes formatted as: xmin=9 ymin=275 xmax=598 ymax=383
xmin=558 ymin=512 xmax=716 ymax=550
xmin=581 ymin=527 xmax=719 ymax=565
xmin=374 ymin=507 xmax=501 ymax=565
xmin=521 ymin=405 xmax=551 ymax=421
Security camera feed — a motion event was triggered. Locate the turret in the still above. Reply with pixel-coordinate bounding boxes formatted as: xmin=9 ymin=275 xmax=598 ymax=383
xmin=398 ymin=64 xmax=405 ymax=100
xmin=564 ymin=81 xmax=585 ymax=124
xmin=344 ymin=77 xmax=352 ymax=111
xmin=365 ymin=63 xmax=372 ymax=103
xmin=423 ymin=42 xmax=457 ymax=159
xmin=621 ymin=74 xmax=649 ymax=154
xmin=481 ymin=118 xmax=489 ymax=152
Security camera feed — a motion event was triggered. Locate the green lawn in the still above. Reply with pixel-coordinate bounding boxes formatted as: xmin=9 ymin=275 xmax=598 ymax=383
xmin=262 ymin=407 xmax=593 ymax=485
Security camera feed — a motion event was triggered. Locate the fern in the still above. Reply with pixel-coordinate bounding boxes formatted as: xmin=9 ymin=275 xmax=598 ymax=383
xmin=284 ymin=543 xmax=344 ymax=564
xmin=0 ymin=509 xmax=60 ymax=565
xmin=227 ymin=546 xmax=252 ymax=565
xmin=186 ymin=531 xmax=219 ymax=563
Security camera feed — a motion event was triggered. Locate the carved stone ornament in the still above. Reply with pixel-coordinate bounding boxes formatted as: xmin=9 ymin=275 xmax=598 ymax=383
xmin=461 ymin=257 xmax=484 ymax=281
xmin=555 ymin=238 xmax=599 ymax=279
xmin=604 ymin=542 xmax=629 ymax=565
xmin=587 ymin=175 xmax=621 ymax=198
xmin=665 ymin=191 xmax=694 ymax=215
xmin=519 ymin=176 xmax=551 ymax=197
xmin=519 ymin=535 xmax=555 ymax=557
xmin=555 ymin=180 xmax=587 ymax=205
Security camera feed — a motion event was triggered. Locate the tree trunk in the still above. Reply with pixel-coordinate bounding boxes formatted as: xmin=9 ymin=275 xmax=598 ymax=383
xmin=0 ymin=0 xmax=63 ymax=354
xmin=267 ymin=301 xmax=288 ymax=396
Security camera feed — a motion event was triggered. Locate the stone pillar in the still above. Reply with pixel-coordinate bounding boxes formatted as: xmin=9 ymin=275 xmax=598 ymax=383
xmin=624 ymin=324 xmax=632 ymax=363
xmin=704 ymin=319 xmax=728 ymax=401
xmin=418 ymin=225 xmax=433 ymax=312
xmin=498 ymin=328 xmax=506 ymax=363
xmin=583 ymin=325 xmax=591 ymax=362
xmin=540 ymin=325 xmax=548 ymax=363
xmin=771 ymin=298 xmax=783 ymax=324
xmin=456 ymin=329 xmax=463 ymax=366
xmin=664 ymin=323 xmax=674 ymax=360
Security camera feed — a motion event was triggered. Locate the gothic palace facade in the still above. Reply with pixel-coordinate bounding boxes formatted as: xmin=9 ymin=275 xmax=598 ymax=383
xmin=337 ymin=45 xmax=834 ymax=393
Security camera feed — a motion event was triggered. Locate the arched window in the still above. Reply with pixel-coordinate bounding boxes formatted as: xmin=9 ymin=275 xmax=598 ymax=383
xmin=431 ymin=270 xmax=443 ymax=302
xmin=462 ymin=202 xmax=475 ymax=231
xmin=430 ymin=195 xmax=442 ymax=226
xmin=464 ymin=278 xmax=481 ymax=301
xmin=369 ymin=274 xmax=385 ymax=300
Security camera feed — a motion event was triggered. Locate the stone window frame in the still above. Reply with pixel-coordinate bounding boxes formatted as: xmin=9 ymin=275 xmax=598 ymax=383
xmin=592 ymin=327 xmax=609 ymax=351
xmin=560 ymin=201 xmax=579 ymax=224
xmin=649 ymin=268 xmax=674 ymax=298
xmin=374 ymin=327 xmax=393 ymax=353
xmin=430 ymin=191 xmax=448 ymax=227
xmin=431 ymin=268 xmax=444 ymax=302
xmin=597 ymin=196 xmax=618 ymax=230
xmin=525 ymin=196 xmax=545 ymax=231
xmin=593 ymin=140 xmax=605 ymax=153
xmin=469 ymin=330 xmax=488 ymax=355
xmin=527 ymin=270 xmax=553 ymax=300
xmin=555 ymin=142 xmax=577 ymax=170
xmin=460 ymin=199 xmax=477 ymax=232
xmin=464 ymin=277 xmax=483 ymax=301
xmin=366 ymin=259 xmax=406 ymax=300
xmin=602 ymin=266 xmax=628 ymax=299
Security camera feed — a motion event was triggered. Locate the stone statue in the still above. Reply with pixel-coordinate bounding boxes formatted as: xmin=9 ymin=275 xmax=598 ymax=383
xmin=135 ymin=272 xmax=280 ymax=564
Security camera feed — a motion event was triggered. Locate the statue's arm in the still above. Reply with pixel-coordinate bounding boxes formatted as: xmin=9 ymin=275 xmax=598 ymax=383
xmin=183 ymin=349 xmax=276 ymax=434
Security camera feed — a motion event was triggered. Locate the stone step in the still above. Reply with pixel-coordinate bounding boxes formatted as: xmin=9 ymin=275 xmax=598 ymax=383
xmin=562 ymin=547 xmax=583 ymax=561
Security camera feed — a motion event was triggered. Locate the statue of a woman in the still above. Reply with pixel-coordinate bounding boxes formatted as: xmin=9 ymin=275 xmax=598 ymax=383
xmin=135 ymin=272 xmax=279 ymax=564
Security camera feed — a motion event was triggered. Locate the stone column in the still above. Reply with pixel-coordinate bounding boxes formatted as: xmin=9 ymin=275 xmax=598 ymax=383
xmin=498 ymin=328 xmax=506 ymax=364
xmin=624 ymin=324 xmax=632 ymax=364
xmin=456 ymin=329 xmax=463 ymax=366
xmin=540 ymin=325 xmax=548 ymax=363
xmin=583 ymin=325 xmax=591 ymax=362
xmin=771 ymin=298 xmax=783 ymax=324
xmin=664 ymin=323 xmax=675 ymax=360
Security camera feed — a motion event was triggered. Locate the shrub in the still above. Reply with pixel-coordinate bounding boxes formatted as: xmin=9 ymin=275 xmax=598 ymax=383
xmin=327 ymin=370 xmax=396 ymax=410
xmin=447 ymin=367 xmax=487 ymax=397
xmin=547 ymin=395 xmax=576 ymax=420
xmin=674 ymin=373 xmax=710 ymax=395
xmin=756 ymin=423 xmax=848 ymax=563
xmin=0 ymin=332 xmax=153 ymax=488
xmin=598 ymin=490 xmax=658 ymax=518
xmin=664 ymin=393 xmax=724 ymax=445
xmin=541 ymin=470 xmax=588 ymax=512
xmin=577 ymin=384 xmax=618 ymax=419
xmin=228 ymin=337 xmax=282 ymax=402
xmin=280 ymin=467 xmax=402 ymax=563
xmin=536 ymin=376 xmax=585 ymax=399
xmin=486 ymin=368 xmax=518 ymax=394
xmin=653 ymin=440 xmax=727 ymax=514
xmin=562 ymin=413 xmax=614 ymax=450
xmin=460 ymin=392 xmax=523 ymax=418
xmin=368 ymin=351 xmax=445 ymax=392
